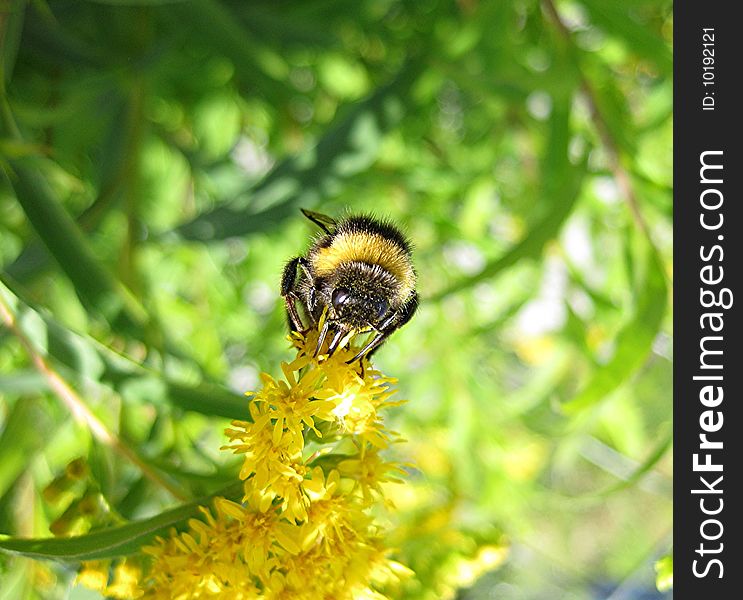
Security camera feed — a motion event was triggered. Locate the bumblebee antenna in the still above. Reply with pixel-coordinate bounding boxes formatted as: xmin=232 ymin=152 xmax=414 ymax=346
xmin=300 ymin=208 xmax=337 ymax=235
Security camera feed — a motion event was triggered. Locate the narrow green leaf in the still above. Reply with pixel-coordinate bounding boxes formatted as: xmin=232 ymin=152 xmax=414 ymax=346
xmin=0 ymin=137 xmax=48 ymax=160
xmin=88 ymin=1 xmax=186 ymax=5
xmin=578 ymin=0 xmax=672 ymax=74
xmin=174 ymin=60 xmax=421 ymax=241
xmin=594 ymin=429 xmax=672 ymax=497
xmin=0 ymin=278 xmax=249 ymax=420
xmin=7 ymin=160 xmax=149 ymax=335
xmin=0 ymin=398 xmax=54 ymax=498
xmin=15 ymin=5 xmax=104 ymax=69
xmin=0 ymin=483 xmax=242 ymax=561
xmin=0 ymin=560 xmax=31 ymax=600
xmin=581 ymin=56 xmax=638 ymax=156
xmin=0 ymin=0 xmax=26 ymax=88
xmin=430 ymin=92 xmax=585 ymax=300
xmin=163 ymin=381 xmax=250 ymax=421
xmin=7 ymin=94 xmax=147 ymax=284
xmin=236 ymin=5 xmax=339 ymax=49
xmin=562 ymin=245 xmax=667 ymax=413
xmin=171 ymin=0 xmax=288 ymax=92
xmin=0 ymin=370 xmax=48 ymax=394
xmin=3 ymin=241 xmax=48 ymax=283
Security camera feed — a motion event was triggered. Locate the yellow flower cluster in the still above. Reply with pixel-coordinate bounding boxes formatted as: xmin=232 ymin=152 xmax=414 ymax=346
xmin=79 ymin=330 xmax=412 ymax=599
xmin=77 ymin=559 xmax=143 ymax=599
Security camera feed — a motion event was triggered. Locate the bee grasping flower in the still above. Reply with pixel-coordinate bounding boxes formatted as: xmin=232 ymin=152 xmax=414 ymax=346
xmin=74 ymin=208 xmax=418 ymax=599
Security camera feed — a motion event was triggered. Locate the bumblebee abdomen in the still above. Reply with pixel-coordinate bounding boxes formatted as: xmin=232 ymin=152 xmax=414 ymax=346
xmin=310 ymin=221 xmax=415 ymax=303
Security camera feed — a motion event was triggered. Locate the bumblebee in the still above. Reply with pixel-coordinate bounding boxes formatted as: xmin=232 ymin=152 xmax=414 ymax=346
xmin=281 ymin=209 xmax=418 ymax=363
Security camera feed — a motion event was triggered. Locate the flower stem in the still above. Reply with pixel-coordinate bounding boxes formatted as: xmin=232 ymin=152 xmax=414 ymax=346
xmin=0 ymin=294 xmax=189 ymax=502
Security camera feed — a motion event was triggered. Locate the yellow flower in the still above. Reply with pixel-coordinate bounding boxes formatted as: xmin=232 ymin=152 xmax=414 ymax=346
xmin=78 ymin=330 xmax=413 ymax=599
xmin=256 ymin=364 xmax=336 ymax=440
xmin=297 ymin=468 xmax=367 ymax=552
xmin=105 ymin=560 xmax=144 ymax=599
xmin=338 ymin=446 xmax=408 ymax=506
xmin=142 ymin=502 xmax=267 ymax=598
xmin=76 ymin=560 xmax=109 ymax=592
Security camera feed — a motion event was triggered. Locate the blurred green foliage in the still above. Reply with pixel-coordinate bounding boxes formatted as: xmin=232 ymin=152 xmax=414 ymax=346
xmin=0 ymin=0 xmax=671 ymax=598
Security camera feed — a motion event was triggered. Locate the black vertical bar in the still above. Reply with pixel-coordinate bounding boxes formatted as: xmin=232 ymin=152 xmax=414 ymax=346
xmin=674 ymin=2 xmax=741 ymax=596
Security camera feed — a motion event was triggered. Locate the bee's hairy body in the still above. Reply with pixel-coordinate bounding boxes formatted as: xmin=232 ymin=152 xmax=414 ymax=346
xmin=281 ymin=210 xmax=418 ymax=363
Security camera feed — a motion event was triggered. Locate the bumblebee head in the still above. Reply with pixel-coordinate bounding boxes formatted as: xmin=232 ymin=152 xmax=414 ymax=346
xmin=325 ymin=262 xmax=399 ymax=331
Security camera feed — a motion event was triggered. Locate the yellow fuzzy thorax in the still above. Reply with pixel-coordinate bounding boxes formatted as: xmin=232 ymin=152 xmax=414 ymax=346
xmin=312 ymin=231 xmax=416 ymax=302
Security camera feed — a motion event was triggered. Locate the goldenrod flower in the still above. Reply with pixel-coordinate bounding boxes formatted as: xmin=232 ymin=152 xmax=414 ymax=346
xmin=106 ymin=560 xmax=144 ymax=599
xmin=76 ymin=560 xmax=110 ymax=592
xmin=75 ymin=331 xmax=413 ymax=598
xmin=338 ymin=446 xmax=408 ymax=507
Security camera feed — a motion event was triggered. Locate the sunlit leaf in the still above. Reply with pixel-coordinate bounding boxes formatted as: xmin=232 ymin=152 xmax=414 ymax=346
xmin=0 ymin=278 xmax=248 ymax=420
xmin=562 ymin=244 xmax=667 ymax=413
xmin=0 ymin=399 xmax=54 ymax=499
xmin=430 ymin=91 xmax=585 ymax=300
xmin=655 ymin=554 xmax=673 ymax=592
xmin=7 ymin=160 xmax=149 ymax=337
xmin=578 ymin=0 xmax=672 ymax=74
xmin=0 ymin=483 xmax=241 ymax=561
xmin=174 ymin=61 xmax=421 ymax=241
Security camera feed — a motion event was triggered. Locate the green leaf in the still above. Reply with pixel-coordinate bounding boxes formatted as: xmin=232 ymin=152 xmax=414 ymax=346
xmin=562 ymin=243 xmax=667 ymax=413
xmin=235 ymin=4 xmax=339 ymax=49
xmin=0 ymin=483 xmax=241 ymax=561
xmin=0 ymin=399 xmax=54 ymax=499
xmin=581 ymin=55 xmax=638 ymax=156
xmin=87 ymin=1 xmax=187 ymax=5
xmin=12 ymin=3 xmax=104 ymax=70
xmin=0 ymin=370 xmax=48 ymax=394
xmin=163 ymin=380 xmax=250 ymax=421
xmin=561 ymin=428 xmax=672 ymax=499
xmin=7 ymin=94 xmax=151 ymax=285
xmin=599 ymin=429 xmax=671 ymax=496
xmin=6 ymin=159 xmax=149 ymax=336
xmin=0 ymin=560 xmax=31 ymax=600
xmin=173 ymin=60 xmax=421 ymax=241
xmin=0 ymin=278 xmax=249 ymax=420
xmin=578 ymin=0 xmax=672 ymax=74
xmin=0 ymin=0 xmax=26 ymax=89
xmin=171 ymin=0 xmax=289 ymax=92
xmin=430 ymin=91 xmax=585 ymax=300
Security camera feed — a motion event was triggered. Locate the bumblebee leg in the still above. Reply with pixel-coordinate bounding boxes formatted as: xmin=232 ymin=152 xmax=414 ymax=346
xmin=285 ymin=294 xmax=304 ymax=332
xmin=348 ymin=293 xmax=419 ymax=364
xmin=281 ymin=257 xmax=305 ymax=332
xmin=315 ymin=320 xmax=330 ymax=356
xmin=327 ymin=327 xmax=348 ymax=357
xmin=395 ymin=292 xmax=419 ymax=329
xmin=297 ymin=257 xmax=313 ymax=279
xmin=347 ymin=331 xmax=388 ymax=364
xmin=281 ymin=257 xmax=300 ymax=296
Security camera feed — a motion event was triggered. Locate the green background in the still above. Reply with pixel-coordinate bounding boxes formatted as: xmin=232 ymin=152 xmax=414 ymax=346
xmin=0 ymin=0 xmax=672 ymax=598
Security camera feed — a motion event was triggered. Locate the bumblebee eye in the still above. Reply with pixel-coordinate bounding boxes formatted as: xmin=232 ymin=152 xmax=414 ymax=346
xmin=373 ymin=298 xmax=389 ymax=320
xmin=332 ymin=288 xmax=351 ymax=310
